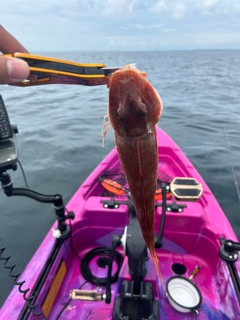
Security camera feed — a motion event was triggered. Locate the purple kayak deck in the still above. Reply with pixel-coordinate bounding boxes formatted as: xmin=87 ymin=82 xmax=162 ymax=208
xmin=1 ymin=127 xmax=239 ymax=320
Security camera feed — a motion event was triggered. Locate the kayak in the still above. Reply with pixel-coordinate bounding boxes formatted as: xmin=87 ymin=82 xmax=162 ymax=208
xmin=1 ymin=127 xmax=240 ymax=320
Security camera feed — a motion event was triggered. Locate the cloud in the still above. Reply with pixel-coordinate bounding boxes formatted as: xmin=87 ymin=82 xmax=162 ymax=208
xmin=172 ymin=4 xmax=186 ymax=19
xmin=203 ymin=0 xmax=219 ymax=8
xmin=1 ymin=0 xmax=240 ymax=51
xmin=58 ymin=0 xmax=140 ymax=15
xmin=149 ymin=1 xmax=187 ymax=19
xmin=150 ymin=0 xmax=240 ymax=17
xmin=127 ymin=23 xmax=163 ymax=29
xmin=100 ymin=0 xmax=139 ymax=14
xmin=150 ymin=1 xmax=167 ymax=12
xmin=162 ymin=28 xmax=177 ymax=33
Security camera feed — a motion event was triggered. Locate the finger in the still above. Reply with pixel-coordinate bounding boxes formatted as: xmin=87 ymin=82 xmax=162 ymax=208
xmin=0 ymin=25 xmax=28 ymax=54
xmin=0 ymin=56 xmax=30 ymax=84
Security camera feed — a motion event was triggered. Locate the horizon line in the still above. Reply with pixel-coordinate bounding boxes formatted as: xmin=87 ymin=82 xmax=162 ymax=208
xmin=33 ymin=48 xmax=240 ymax=53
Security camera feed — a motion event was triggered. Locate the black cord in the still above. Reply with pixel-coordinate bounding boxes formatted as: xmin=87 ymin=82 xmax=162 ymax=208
xmin=55 ymin=280 xmax=88 ymax=320
xmin=105 ymin=235 xmax=122 ymax=304
xmin=0 ymin=239 xmax=47 ymax=319
xmin=66 ymin=209 xmax=81 ymax=263
xmin=0 ymin=210 xmax=80 ymax=320
xmin=17 ymin=159 xmax=29 ymax=188
xmin=81 ymin=247 xmax=123 ymax=286
xmin=155 ymin=182 xmax=167 ymax=248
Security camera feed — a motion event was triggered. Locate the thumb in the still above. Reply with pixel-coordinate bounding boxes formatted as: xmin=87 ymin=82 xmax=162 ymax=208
xmin=0 ymin=56 xmax=29 ymax=84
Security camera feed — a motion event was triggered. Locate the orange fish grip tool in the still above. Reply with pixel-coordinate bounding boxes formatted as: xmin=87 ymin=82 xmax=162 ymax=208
xmin=5 ymin=53 xmax=121 ymax=87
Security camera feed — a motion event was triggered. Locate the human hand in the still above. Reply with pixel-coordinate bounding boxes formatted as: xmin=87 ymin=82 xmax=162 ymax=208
xmin=0 ymin=25 xmax=30 ymax=84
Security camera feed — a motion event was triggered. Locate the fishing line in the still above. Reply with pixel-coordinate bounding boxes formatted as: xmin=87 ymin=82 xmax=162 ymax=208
xmin=224 ymin=133 xmax=240 ymax=202
xmin=196 ymin=128 xmax=222 ymax=172
xmin=14 ymin=134 xmax=29 ymax=188
xmin=214 ymin=63 xmax=240 ymax=201
xmin=195 ymin=64 xmax=240 ymax=201
xmin=210 ymin=121 xmax=239 ymax=201
xmin=210 ymin=121 xmax=230 ymax=197
xmin=219 ymin=70 xmax=240 ymax=201
xmin=17 ymin=159 xmax=29 ymax=188
xmin=213 ymin=144 xmax=227 ymax=198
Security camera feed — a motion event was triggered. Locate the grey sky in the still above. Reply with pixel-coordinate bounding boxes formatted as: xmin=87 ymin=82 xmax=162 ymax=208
xmin=2 ymin=0 xmax=240 ymax=51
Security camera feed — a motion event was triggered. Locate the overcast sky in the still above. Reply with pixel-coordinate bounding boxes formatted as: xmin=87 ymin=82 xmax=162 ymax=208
xmin=2 ymin=0 xmax=240 ymax=51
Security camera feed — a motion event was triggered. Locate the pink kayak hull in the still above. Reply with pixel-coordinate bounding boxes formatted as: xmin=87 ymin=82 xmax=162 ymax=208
xmin=1 ymin=127 xmax=239 ymax=320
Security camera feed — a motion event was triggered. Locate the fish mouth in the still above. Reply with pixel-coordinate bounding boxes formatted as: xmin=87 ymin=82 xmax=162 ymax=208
xmin=112 ymin=67 xmax=140 ymax=82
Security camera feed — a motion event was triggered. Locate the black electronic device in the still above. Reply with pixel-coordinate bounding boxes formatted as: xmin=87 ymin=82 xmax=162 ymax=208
xmin=0 ymin=95 xmax=13 ymax=140
xmin=0 ymin=95 xmax=18 ymax=168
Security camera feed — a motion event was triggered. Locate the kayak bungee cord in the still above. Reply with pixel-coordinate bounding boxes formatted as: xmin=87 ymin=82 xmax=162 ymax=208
xmin=0 ymin=239 xmax=47 ymax=320
xmin=0 ymin=210 xmax=84 ymax=320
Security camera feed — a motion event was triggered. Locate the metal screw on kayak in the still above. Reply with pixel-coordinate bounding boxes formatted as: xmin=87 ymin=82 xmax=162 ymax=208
xmin=114 ymin=204 xmax=119 ymax=208
xmin=229 ymin=254 xmax=233 ymax=259
xmin=167 ymin=207 xmax=171 ymax=211
xmin=178 ymin=208 xmax=183 ymax=212
xmin=104 ymin=204 xmax=108 ymax=208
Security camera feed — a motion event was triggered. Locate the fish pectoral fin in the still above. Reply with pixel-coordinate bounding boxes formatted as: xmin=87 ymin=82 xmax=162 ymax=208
xmin=103 ymin=114 xmax=109 ymax=122
xmin=101 ymin=115 xmax=112 ymax=147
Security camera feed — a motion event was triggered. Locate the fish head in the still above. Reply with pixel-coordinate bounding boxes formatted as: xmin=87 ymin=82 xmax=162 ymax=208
xmin=108 ymin=65 xmax=163 ymax=137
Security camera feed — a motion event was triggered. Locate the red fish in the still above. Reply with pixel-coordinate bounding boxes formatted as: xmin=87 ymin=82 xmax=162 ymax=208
xmin=103 ymin=65 xmax=163 ymax=276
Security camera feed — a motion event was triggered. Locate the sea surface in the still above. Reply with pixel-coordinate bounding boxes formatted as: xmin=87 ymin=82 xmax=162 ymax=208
xmin=0 ymin=50 xmax=240 ymax=306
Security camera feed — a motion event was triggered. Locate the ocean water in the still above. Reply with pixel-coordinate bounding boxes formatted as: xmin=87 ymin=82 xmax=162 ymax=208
xmin=0 ymin=50 xmax=240 ymax=306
